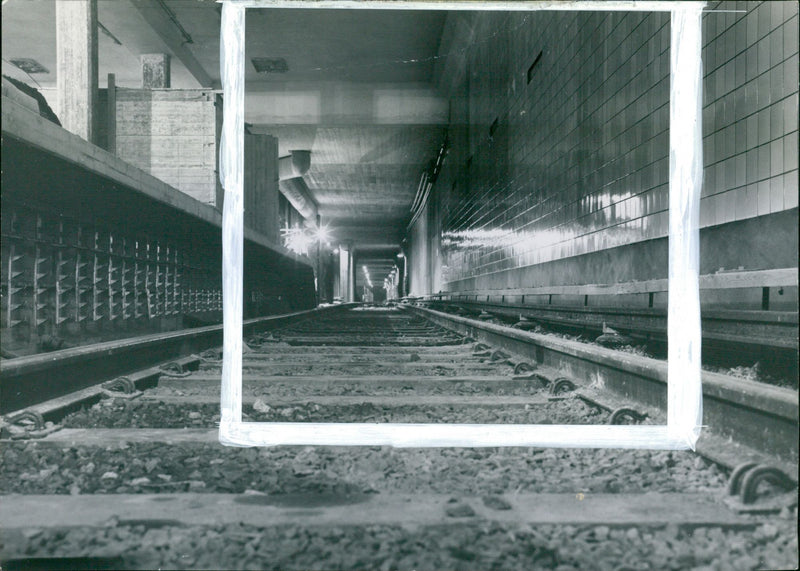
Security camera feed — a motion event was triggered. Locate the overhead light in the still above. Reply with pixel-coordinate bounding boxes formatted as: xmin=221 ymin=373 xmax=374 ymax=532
xmin=281 ymin=227 xmax=311 ymax=255
xmin=397 ymin=252 xmax=404 ymax=258
xmin=310 ymin=224 xmax=331 ymax=244
xmin=252 ymin=57 xmax=289 ymax=73
xmin=10 ymin=58 xmax=49 ymax=74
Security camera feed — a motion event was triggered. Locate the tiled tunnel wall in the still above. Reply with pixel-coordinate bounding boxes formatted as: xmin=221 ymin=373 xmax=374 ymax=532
xmin=411 ymin=1 xmax=798 ymax=311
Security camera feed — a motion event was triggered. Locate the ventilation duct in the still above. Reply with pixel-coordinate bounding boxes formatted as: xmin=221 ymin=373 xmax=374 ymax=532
xmin=278 ymin=150 xmax=311 ymax=180
xmin=279 ymin=177 xmax=318 ymax=221
xmin=278 ymin=150 xmax=315 ymax=221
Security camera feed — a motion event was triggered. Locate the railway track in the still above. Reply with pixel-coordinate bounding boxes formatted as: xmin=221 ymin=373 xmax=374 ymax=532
xmin=1 ymin=306 xmax=797 ymax=570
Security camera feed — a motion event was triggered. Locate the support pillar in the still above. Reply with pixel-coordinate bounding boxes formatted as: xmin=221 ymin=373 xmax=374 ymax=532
xmin=141 ymin=54 xmax=171 ymax=89
xmin=315 ymin=214 xmax=322 ymax=306
xmin=332 ymin=257 xmax=341 ymax=300
xmin=338 ymin=243 xmax=352 ymax=303
xmin=348 ymin=246 xmax=356 ymax=303
xmin=56 ymin=0 xmax=98 ymax=143
xmin=398 ymin=252 xmax=407 ymax=298
xmin=106 ymin=73 xmax=116 ymax=154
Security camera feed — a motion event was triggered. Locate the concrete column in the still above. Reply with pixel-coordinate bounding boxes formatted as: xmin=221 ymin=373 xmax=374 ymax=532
xmin=332 ymin=258 xmax=341 ymax=300
xmin=348 ymin=246 xmax=356 ymax=303
xmin=106 ymin=73 xmax=116 ymax=154
xmin=56 ymin=0 xmax=98 ymax=142
xmin=315 ymin=214 xmax=323 ymax=305
xmin=244 ymin=133 xmax=279 ymax=241
xmin=141 ymin=54 xmax=171 ymax=88
xmin=338 ymin=244 xmax=351 ymax=303
xmin=398 ymin=252 xmax=407 ymax=298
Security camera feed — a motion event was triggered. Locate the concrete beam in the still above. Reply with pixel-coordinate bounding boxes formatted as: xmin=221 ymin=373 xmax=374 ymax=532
xmin=329 ymin=230 xmax=403 ymax=250
xmin=318 ymin=204 xmax=409 ymax=219
xmin=245 ymin=84 xmax=448 ymax=126
xmin=56 ymin=0 xmax=98 ymax=142
xmin=129 ymin=0 xmax=213 ymax=88
xmin=1 ymin=77 xmax=40 ymax=115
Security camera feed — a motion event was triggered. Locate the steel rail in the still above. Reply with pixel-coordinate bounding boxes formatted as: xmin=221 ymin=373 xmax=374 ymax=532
xmin=0 ymin=304 xmax=357 ymax=413
xmin=424 ymin=299 xmax=799 ymax=350
xmin=402 ymin=304 xmax=799 ymax=468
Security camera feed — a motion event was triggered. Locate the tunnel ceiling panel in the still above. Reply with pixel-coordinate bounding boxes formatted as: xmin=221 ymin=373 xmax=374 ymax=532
xmin=2 ymin=1 xmax=450 ymax=252
xmin=173 ymin=3 xmax=449 ymax=251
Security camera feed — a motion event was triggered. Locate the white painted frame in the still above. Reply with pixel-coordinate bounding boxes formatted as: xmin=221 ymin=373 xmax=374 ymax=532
xmin=218 ymin=0 xmax=705 ymax=449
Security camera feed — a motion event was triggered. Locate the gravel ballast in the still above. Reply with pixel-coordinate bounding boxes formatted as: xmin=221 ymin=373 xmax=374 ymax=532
xmin=3 ymin=518 xmax=797 ymax=571
xmin=59 ymin=397 xmax=608 ymax=428
xmin=1 ymin=442 xmax=727 ymax=496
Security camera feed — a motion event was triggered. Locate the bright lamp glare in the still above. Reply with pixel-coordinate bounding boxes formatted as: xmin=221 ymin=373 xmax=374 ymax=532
xmin=313 ymin=225 xmax=331 ymax=243
xmin=281 ymin=227 xmax=312 ymax=255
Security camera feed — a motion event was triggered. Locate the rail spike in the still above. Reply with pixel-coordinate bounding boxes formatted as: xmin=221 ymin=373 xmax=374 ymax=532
xmin=249 ymin=333 xmax=279 ymax=345
xmin=738 ymin=464 xmax=796 ymax=505
xmin=607 ymin=407 xmax=648 ymax=425
xmin=2 ymin=410 xmax=62 ymax=439
xmin=102 ymin=376 xmax=137 ymax=394
xmin=159 ymin=361 xmax=191 ymax=378
xmin=727 ymin=462 xmax=760 ymax=497
xmin=490 ymin=349 xmax=510 ymax=362
xmin=200 ymin=348 xmax=223 ymax=361
xmin=513 ymin=362 xmax=537 ymax=375
xmin=6 ymin=410 xmax=45 ymax=431
xmin=549 ymin=377 xmax=576 ymax=396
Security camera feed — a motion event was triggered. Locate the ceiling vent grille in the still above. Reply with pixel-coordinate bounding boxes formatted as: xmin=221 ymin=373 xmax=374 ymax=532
xmin=10 ymin=58 xmax=49 ymax=74
xmin=252 ymin=58 xmax=289 ymax=74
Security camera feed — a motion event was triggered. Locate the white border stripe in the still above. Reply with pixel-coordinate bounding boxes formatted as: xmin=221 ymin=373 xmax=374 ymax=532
xmin=221 ymin=423 xmax=690 ymax=449
xmin=218 ymin=0 xmax=705 ymax=449
xmin=667 ymin=4 xmax=704 ymax=450
xmin=219 ymin=2 xmax=245 ymax=432
xmin=224 ymin=1 xmax=692 ymax=12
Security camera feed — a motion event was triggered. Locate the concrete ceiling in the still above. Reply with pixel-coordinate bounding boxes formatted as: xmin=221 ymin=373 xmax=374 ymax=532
xmin=1 ymin=0 xmax=450 ymax=284
xmin=1 ymin=0 xmax=205 ymax=89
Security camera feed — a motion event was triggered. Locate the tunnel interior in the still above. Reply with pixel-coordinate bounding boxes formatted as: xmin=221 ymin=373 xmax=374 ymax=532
xmin=1 ymin=2 xmax=797 ymax=375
